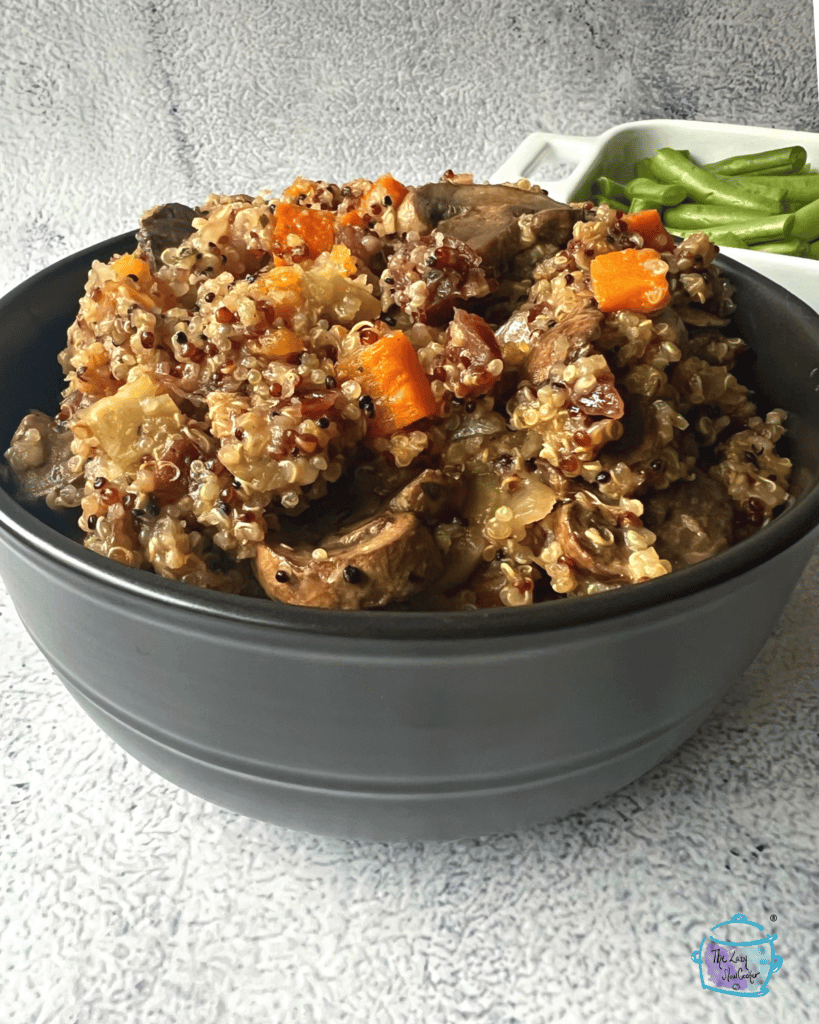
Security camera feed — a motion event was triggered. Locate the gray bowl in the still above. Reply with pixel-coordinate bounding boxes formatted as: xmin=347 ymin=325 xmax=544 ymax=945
xmin=1 ymin=234 xmax=818 ymax=841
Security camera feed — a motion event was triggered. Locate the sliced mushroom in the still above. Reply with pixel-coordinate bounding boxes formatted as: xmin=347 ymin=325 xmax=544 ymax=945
xmin=642 ymin=470 xmax=734 ymax=568
xmin=526 ymin=308 xmax=605 ymax=383
xmin=255 ymin=510 xmax=445 ymax=609
xmin=553 ymin=492 xmax=644 ymax=582
xmin=4 ymin=411 xmax=82 ymax=504
xmin=396 ymin=182 xmax=581 ymax=270
xmin=389 ymin=468 xmax=468 ymax=523
xmin=136 ymin=202 xmax=199 ymax=272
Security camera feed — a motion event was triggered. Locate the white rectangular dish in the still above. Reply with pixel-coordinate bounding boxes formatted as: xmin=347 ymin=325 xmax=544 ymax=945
xmin=491 ymin=119 xmax=819 ymax=313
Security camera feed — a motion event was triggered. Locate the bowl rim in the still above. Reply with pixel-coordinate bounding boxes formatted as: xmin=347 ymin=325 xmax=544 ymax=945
xmin=1 ymin=232 xmax=818 ymax=642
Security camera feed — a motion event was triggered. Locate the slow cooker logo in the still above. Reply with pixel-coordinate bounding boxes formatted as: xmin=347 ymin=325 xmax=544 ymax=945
xmin=691 ymin=913 xmax=783 ymax=997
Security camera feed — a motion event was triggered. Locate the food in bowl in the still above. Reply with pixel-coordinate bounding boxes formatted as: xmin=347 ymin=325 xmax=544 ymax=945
xmin=4 ymin=175 xmax=793 ymax=610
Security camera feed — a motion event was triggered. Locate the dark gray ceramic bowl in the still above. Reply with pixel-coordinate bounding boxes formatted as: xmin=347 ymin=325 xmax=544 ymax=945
xmin=1 ymin=234 xmax=818 ymax=841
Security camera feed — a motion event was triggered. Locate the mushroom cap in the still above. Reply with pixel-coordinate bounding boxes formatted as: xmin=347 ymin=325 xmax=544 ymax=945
xmin=255 ymin=510 xmax=445 ymax=610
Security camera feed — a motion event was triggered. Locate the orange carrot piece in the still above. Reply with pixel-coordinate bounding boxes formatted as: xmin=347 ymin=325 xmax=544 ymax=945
xmin=341 ymin=174 xmax=409 ymax=227
xmin=589 ymin=247 xmax=671 ymax=314
xmin=352 ymin=332 xmax=437 ymax=434
xmin=621 ymin=209 xmax=675 ymax=253
xmin=249 ymin=328 xmax=304 ymax=360
xmin=255 ymin=264 xmax=304 ymax=326
xmin=110 ymin=253 xmax=152 ymax=283
xmin=273 ymin=204 xmax=335 ymax=260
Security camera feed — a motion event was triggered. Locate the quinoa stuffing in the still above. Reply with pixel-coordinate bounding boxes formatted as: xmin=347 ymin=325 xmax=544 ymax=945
xmin=5 ymin=175 xmax=793 ymax=609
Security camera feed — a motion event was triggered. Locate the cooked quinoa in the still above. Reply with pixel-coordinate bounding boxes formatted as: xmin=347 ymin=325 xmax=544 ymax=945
xmin=5 ymin=173 xmax=793 ymax=609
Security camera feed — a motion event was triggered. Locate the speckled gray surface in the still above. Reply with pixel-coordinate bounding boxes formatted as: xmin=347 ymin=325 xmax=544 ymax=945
xmin=2 ymin=1 xmax=819 ymax=1021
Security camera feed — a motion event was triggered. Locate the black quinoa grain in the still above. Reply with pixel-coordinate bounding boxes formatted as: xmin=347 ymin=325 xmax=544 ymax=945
xmin=275 ymin=570 xmax=290 ymax=583
xmin=127 ymin=274 xmax=139 ymax=282
xmin=93 ymin=477 xmax=106 ymax=489
xmin=358 ymin=395 xmax=376 ymax=418
xmin=325 ymin=375 xmax=337 ymax=389
xmin=465 ymin=400 xmax=476 ymax=413
xmin=650 ymin=459 xmax=663 ymax=471
xmin=595 ymin=470 xmax=611 ymax=483
xmin=317 ymin=417 xmax=330 ymax=429
xmin=218 ymin=501 xmax=230 ymax=515
xmin=87 ymin=514 xmax=98 ymax=529
xmin=343 ymin=564 xmax=363 ymax=584
xmin=204 ymin=292 xmax=216 ymax=302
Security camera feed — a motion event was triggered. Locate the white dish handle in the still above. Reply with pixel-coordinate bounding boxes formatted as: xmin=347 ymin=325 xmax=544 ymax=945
xmin=490 ymin=131 xmax=601 ymax=199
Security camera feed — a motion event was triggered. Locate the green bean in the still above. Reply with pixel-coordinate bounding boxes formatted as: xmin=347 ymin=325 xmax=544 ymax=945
xmin=627 ymin=197 xmax=661 ymax=213
xmin=665 ymin=212 xmax=793 ymax=245
xmin=633 ymin=158 xmax=657 ymax=180
xmin=809 ymin=239 xmax=819 ymax=259
xmin=664 ymin=205 xmax=754 ymax=229
xmin=713 ymin=175 xmax=788 ymax=203
xmin=678 ymin=229 xmax=748 ymax=248
xmin=789 ymin=196 xmax=819 ymax=240
xmin=593 ymin=195 xmax=629 ymax=211
xmin=595 ymin=176 xmax=628 ymax=199
xmin=751 ymin=238 xmax=810 ymax=256
xmin=704 ymin=232 xmax=749 ymax=248
xmin=718 ymin=173 xmax=819 ymax=203
xmin=732 ymin=165 xmax=799 ymax=177
xmin=650 ymin=148 xmax=784 ymax=214
xmin=702 ymin=146 xmax=807 ymax=176
xmin=625 ymin=177 xmax=687 ymax=206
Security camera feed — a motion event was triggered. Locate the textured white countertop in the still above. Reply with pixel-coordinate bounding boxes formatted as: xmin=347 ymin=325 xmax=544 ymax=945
xmin=2 ymin=1 xmax=819 ymax=1021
